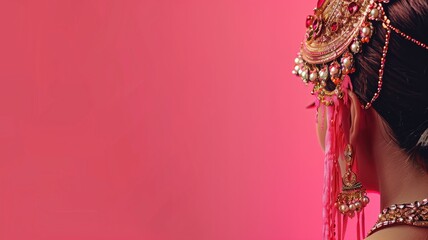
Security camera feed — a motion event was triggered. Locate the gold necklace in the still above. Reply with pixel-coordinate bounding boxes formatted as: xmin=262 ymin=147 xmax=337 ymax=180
xmin=367 ymin=198 xmax=428 ymax=237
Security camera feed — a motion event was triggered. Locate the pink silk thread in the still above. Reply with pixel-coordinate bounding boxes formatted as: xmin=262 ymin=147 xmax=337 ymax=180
xmin=319 ymin=75 xmax=366 ymax=240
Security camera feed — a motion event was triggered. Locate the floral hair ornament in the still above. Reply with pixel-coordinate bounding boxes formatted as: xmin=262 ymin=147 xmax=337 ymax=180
xmin=292 ymin=0 xmax=428 ymax=239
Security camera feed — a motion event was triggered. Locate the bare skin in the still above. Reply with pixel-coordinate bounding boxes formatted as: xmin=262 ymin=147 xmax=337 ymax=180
xmin=317 ymin=91 xmax=428 ymax=240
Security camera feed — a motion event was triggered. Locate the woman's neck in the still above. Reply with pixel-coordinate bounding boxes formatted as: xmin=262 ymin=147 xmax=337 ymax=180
xmin=361 ymin=114 xmax=428 ymax=239
xmin=374 ymin=145 xmax=428 ymax=209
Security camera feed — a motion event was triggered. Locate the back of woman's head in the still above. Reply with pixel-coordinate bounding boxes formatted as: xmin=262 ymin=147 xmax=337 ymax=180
xmin=352 ymin=0 xmax=428 ymax=171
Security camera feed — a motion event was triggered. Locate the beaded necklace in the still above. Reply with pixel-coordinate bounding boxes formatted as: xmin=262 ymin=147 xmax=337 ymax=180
xmin=367 ymin=198 xmax=428 ymax=237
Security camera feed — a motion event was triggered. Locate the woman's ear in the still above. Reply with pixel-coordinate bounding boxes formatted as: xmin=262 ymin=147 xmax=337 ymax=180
xmin=346 ymin=91 xmax=380 ymax=191
xmin=348 ymin=91 xmax=364 ymax=144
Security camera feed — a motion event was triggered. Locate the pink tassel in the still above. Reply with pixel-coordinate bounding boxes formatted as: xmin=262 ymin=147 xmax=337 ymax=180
xmin=322 ymin=105 xmax=343 ymax=239
xmin=342 ymin=215 xmax=348 ymax=240
xmin=319 ymin=76 xmax=356 ymax=240
xmin=337 ymin=204 xmax=342 ymax=240
xmin=362 ymin=208 xmax=366 ymax=239
xmin=322 ymin=106 xmax=333 ymax=239
xmin=357 ymin=212 xmax=361 ymax=240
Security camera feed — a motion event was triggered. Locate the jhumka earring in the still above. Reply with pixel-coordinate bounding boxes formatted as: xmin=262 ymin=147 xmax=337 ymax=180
xmin=336 ymin=144 xmax=369 ymax=217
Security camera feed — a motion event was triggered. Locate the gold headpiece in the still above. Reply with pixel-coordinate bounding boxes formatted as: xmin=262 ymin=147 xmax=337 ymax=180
xmin=292 ymin=0 xmax=428 ymax=109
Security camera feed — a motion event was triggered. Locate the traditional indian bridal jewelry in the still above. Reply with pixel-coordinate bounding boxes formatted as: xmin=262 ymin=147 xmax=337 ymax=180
xmin=291 ymin=0 xmax=428 ymax=239
xmin=292 ymin=0 xmax=428 ymax=109
xmin=367 ymin=198 xmax=428 ymax=236
xmin=336 ymin=144 xmax=369 ymax=218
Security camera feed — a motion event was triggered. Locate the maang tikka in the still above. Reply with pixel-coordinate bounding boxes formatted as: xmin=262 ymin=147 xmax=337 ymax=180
xmin=336 ymin=144 xmax=369 ymax=217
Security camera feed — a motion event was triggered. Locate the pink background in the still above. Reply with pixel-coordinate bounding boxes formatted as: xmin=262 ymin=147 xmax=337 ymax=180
xmin=0 ymin=0 xmax=379 ymax=239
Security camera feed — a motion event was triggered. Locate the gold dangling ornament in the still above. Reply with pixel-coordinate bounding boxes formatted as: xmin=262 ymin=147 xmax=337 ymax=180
xmin=336 ymin=144 xmax=370 ymax=217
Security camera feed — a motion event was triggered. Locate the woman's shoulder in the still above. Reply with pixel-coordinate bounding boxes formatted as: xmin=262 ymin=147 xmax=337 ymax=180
xmin=365 ymin=226 xmax=428 ymax=240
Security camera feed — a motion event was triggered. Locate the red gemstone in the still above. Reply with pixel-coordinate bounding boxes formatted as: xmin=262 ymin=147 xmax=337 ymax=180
xmin=331 ymin=22 xmax=339 ymax=32
xmin=312 ymin=18 xmax=319 ymax=30
xmin=348 ymin=2 xmax=360 ymax=14
xmin=306 ymin=15 xmax=314 ymax=28
xmin=317 ymin=0 xmax=325 ymax=8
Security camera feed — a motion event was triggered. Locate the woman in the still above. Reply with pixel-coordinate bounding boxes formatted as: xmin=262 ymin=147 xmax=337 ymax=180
xmin=292 ymin=0 xmax=428 ymax=239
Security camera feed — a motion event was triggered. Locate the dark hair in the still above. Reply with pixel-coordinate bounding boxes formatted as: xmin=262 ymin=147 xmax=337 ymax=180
xmin=352 ymin=0 xmax=428 ymax=171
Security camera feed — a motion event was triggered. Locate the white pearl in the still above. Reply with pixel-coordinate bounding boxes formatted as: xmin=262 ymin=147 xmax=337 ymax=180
xmin=349 ymin=204 xmax=356 ymax=211
xmin=339 ymin=204 xmax=349 ymax=213
xmin=301 ymin=70 xmax=308 ymax=80
xmin=294 ymin=57 xmax=301 ymax=64
xmin=362 ymin=27 xmax=371 ymax=37
xmin=309 ymin=72 xmax=318 ymax=81
xmin=351 ymin=42 xmax=360 ymax=53
xmin=330 ymin=67 xmax=338 ymax=75
xmin=370 ymin=9 xmax=379 ymax=18
xmin=355 ymin=202 xmax=362 ymax=211
xmin=342 ymin=58 xmax=352 ymax=68
xmin=319 ymin=70 xmax=328 ymax=80
xmin=363 ymin=196 xmax=370 ymax=206
xmin=294 ymin=65 xmax=300 ymax=72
